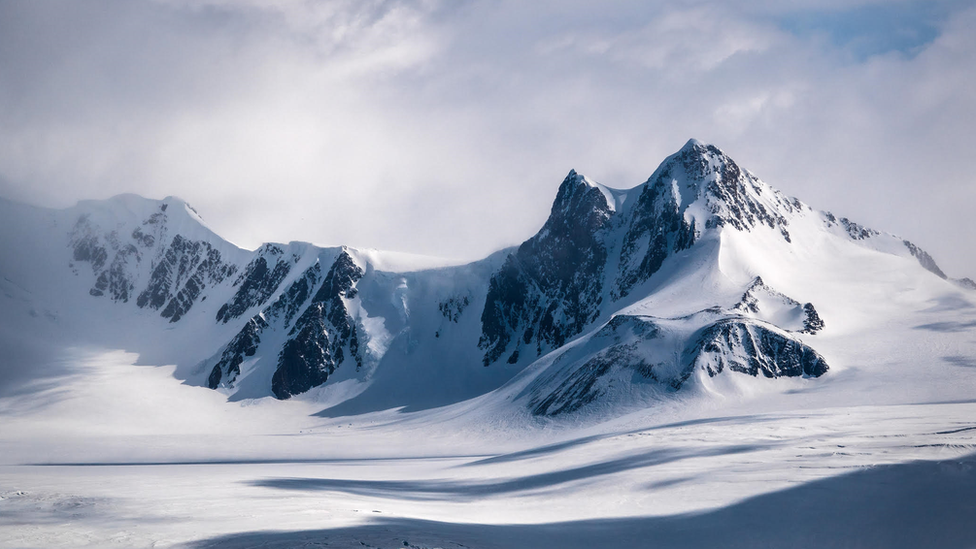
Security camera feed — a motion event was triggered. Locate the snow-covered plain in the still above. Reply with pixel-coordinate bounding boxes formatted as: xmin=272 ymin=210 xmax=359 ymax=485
xmin=3 ymin=141 xmax=976 ymax=548
xmin=3 ymin=346 xmax=976 ymax=548
xmin=4 ymin=277 xmax=976 ymax=548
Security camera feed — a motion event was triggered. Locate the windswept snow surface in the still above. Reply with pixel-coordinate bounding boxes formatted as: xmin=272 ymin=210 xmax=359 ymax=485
xmin=2 ymin=347 xmax=976 ymax=548
xmin=3 ymin=141 xmax=976 ymax=547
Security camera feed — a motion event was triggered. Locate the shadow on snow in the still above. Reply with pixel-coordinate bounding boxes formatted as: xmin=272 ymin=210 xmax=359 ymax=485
xmin=248 ymin=444 xmax=759 ymax=501
xmin=189 ymin=452 xmax=976 ymax=549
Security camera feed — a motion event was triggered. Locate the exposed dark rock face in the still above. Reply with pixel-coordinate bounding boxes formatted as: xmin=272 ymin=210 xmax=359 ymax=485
xmin=206 ymin=262 xmax=324 ymax=390
xmin=614 ymin=168 xmax=696 ymax=299
xmin=90 ymin=243 xmax=139 ymax=301
xmin=271 ymin=251 xmax=365 ymax=399
xmin=824 ymin=212 xmax=880 ymax=241
xmin=137 ymin=235 xmax=204 ymax=310
xmin=903 ymin=240 xmax=948 ymax=279
xmin=733 ymin=277 xmax=824 ymax=335
xmin=480 ymin=170 xmax=613 ymax=366
xmin=801 ymin=303 xmax=825 ymax=334
xmin=160 ymin=247 xmax=234 ymax=322
xmin=957 ymin=278 xmax=976 ymax=290
xmin=526 ymin=312 xmax=831 ymax=417
xmin=266 ymin=262 xmax=323 ymax=327
xmin=208 ymin=315 xmax=268 ymax=389
xmin=71 ymin=216 xmax=134 ymax=301
xmin=216 ymin=245 xmax=292 ymax=323
xmin=137 ymin=235 xmax=236 ymax=321
xmin=438 ymin=295 xmax=470 ymax=323
xmin=69 ymin=203 xmax=236 ymax=317
xmin=480 ymin=142 xmax=809 ymax=368
xmin=529 ymin=316 xmax=673 ymax=416
xmin=690 ymin=320 xmax=828 ymax=379
xmin=841 ymin=217 xmax=878 ymax=240
xmin=733 ymin=276 xmax=789 ymax=314
xmin=131 ymin=226 xmax=155 ymax=247
xmin=696 ymin=144 xmax=797 ymax=232
xmin=530 ymin=343 xmax=645 ymax=416
xmin=71 ymin=219 xmax=109 ymax=271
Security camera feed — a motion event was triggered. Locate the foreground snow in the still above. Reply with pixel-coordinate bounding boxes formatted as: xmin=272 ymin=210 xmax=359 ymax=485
xmin=2 ymin=348 xmax=976 ymax=548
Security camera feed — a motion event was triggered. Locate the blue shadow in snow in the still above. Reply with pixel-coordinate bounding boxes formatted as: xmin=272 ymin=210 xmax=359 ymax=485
xmin=463 ymin=414 xmax=772 ymax=467
xmin=914 ymin=320 xmax=976 ymax=333
xmin=943 ymin=355 xmax=976 ymax=368
xmin=250 ymin=445 xmax=759 ymax=501
xmin=189 ymin=452 xmax=976 ymax=549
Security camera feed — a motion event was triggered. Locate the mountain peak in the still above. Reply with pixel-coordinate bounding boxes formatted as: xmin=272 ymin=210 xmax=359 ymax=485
xmin=638 ymin=139 xmax=802 ymax=237
xmin=558 ymin=169 xmax=623 ymax=213
xmin=551 ymin=170 xmax=615 ymax=218
xmin=679 ymin=137 xmax=707 ymax=152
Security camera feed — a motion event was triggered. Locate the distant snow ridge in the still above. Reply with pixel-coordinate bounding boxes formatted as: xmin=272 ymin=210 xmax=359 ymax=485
xmin=20 ymin=139 xmax=966 ymax=415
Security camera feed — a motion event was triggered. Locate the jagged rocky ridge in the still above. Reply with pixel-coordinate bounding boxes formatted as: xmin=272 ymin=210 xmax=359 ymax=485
xmin=480 ymin=140 xmax=807 ymax=372
xmin=54 ymin=140 xmax=966 ymax=413
xmin=271 ymin=251 xmax=365 ymax=399
xmin=70 ymin=202 xmax=239 ymax=320
xmin=479 ymin=170 xmax=613 ymax=366
xmin=205 ymin=250 xmax=368 ymax=399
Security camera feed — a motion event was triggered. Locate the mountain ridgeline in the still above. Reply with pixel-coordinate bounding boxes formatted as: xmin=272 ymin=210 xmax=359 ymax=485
xmin=21 ymin=139 xmax=970 ymax=416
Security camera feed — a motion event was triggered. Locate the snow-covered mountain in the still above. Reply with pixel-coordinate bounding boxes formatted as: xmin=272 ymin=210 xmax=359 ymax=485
xmin=1 ymin=139 xmax=971 ymax=417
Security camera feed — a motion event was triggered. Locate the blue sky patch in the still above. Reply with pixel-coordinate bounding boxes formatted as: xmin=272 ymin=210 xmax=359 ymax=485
xmin=777 ymin=1 xmax=966 ymax=60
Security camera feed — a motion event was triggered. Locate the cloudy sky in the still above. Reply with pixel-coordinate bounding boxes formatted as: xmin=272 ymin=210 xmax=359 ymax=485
xmin=1 ymin=0 xmax=974 ymax=276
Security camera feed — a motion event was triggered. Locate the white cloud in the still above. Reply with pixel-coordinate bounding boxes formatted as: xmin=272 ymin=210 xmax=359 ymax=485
xmin=0 ymin=0 xmax=974 ymax=276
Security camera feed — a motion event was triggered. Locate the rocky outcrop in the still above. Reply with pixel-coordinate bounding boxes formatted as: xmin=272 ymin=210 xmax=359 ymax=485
xmin=266 ymin=262 xmax=323 ymax=327
xmin=903 ymin=240 xmax=947 ymax=279
xmin=160 ymin=247 xmax=234 ymax=322
xmin=614 ymin=170 xmax=696 ymax=299
xmin=528 ymin=316 xmax=670 ymax=416
xmin=206 ymin=262 xmax=324 ymax=390
xmin=271 ymin=251 xmax=365 ymax=399
xmin=216 ymin=244 xmax=292 ymax=323
xmin=801 ymin=303 xmax=825 ymax=334
xmin=438 ymin=295 xmax=470 ymax=323
xmin=690 ymin=320 xmax=828 ymax=379
xmin=71 ymin=215 xmax=138 ymax=302
xmin=956 ymin=278 xmax=976 ymax=290
xmin=480 ymin=170 xmax=614 ymax=366
xmin=90 ymin=243 xmax=140 ymax=302
xmin=480 ymin=142 xmax=808 ymax=368
xmin=137 ymin=235 xmax=236 ymax=322
xmin=69 ymin=203 xmax=234 ymax=312
xmin=824 ymin=212 xmax=948 ymax=281
xmin=208 ymin=315 xmax=268 ymax=389
xmin=527 ymin=312 xmax=830 ymax=417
